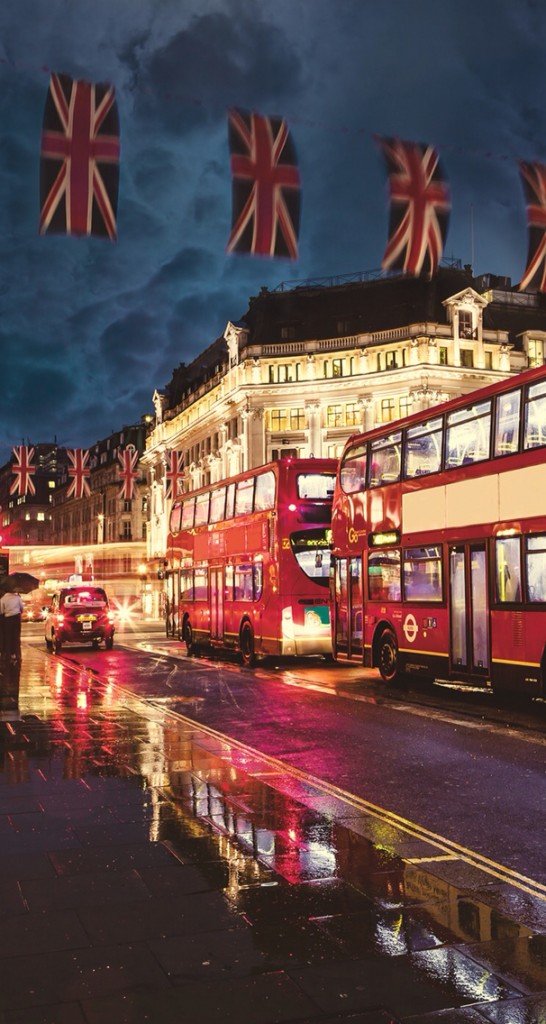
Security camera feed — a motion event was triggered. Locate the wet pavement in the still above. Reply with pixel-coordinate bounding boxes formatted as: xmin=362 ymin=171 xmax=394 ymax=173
xmin=0 ymin=642 xmax=545 ymax=1022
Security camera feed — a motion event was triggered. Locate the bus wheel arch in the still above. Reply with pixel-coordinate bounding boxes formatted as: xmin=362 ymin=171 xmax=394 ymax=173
xmin=373 ymin=622 xmax=404 ymax=686
xmin=239 ymin=619 xmax=256 ymax=668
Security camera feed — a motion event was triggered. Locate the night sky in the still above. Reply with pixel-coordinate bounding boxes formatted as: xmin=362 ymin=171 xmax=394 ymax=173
xmin=1 ymin=0 xmax=544 ymax=461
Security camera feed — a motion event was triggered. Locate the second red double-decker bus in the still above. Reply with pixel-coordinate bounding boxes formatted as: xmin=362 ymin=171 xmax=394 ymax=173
xmin=166 ymin=458 xmax=336 ymax=664
xmin=331 ymin=364 xmax=546 ymax=698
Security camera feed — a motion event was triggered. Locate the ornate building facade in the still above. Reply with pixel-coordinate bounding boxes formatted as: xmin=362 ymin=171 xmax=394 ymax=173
xmin=142 ymin=266 xmax=546 ymax=573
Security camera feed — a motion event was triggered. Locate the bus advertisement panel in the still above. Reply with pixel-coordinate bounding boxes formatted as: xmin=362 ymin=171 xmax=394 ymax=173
xmin=166 ymin=458 xmax=336 ymax=664
xmin=331 ymin=364 xmax=546 ymax=698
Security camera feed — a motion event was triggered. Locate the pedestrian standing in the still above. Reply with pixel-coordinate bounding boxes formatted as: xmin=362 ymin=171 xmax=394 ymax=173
xmin=0 ymin=589 xmax=24 ymax=663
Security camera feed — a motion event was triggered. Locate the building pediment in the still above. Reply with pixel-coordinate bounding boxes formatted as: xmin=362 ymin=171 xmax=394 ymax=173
xmin=442 ymin=288 xmax=489 ymax=310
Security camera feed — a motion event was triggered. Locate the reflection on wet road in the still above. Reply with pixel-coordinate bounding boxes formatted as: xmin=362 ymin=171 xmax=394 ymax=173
xmin=1 ymin=640 xmax=545 ymax=1019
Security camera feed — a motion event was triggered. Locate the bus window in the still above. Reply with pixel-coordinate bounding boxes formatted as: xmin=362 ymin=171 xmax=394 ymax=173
xmin=494 ymin=389 xmax=521 ymax=457
xmin=169 ymin=502 xmax=182 ymax=535
xmin=226 ymin=483 xmax=236 ymax=519
xmin=194 ymin=568 xmax=208 ymax=601
xmin=235 ymin=478 xmax=254 ymax=516
xmin=369 ymin=432 xmax=401 ymax=487
xmin=404 ymin=417 xmax=443 ymax=478
xmin=255 ymin=471 xmax=276 ymax=511
xmin=224 ymin=564 xmax=234 ymax=600
xmin=368 ymin=550 xmax=401 ymax=601
xmin=445 ymin=400 xmax=491 ymax=468
xmin=234 ymin=563 xmax=253 ymax=600
xmin=526 ymin=535 xmax=546 ymax=602
xmin=181 ymin=497 xmax=195 ymax=529
xmin=524 ymin=380 xmax=546 ymax=449
xmin=210 ymin=487 xmax=226 ymax=523
xmin=340 ymin=442 xmax=367 ymax=493
xmin=494 ymin=537 xmax=522 ymax=603
xmin=253 ymin=562 xmax=263 ymax=601
xmin=404 ymin=546 xmax=442 ymax=601
xmin=180 ymin=569 xmax=193 ymax=601
xmin=194 ymin=492 xmax=210 ymax=527
xmin=290 ymin=528 xmax=332 ymax=586
xmin=297 ymin=473 xmax=335 ymax=499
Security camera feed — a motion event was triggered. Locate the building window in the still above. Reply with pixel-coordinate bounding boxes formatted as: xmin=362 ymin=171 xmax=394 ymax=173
xmin=439 ymin=346 xmax=448 ymax=365
xmin=327 ymin=405 xmax=343 ymax=428
xmin=123 ymin=499 xmax=132 ymax=512
xmin=290 ymin=408 xmax=306 ymax=430
xmin=528 ymin=339 xmax=545 ymax=367
xmin=399 ymin=396 xmax=413 ymax=419
xmin=280 ymin=325 xmax=296 ymax=339
xmin=459 ymin=310 xmax=474 ymax=338
xmin=381 ymin=398 xmax=396 ymax=422
xmin=122 ymin=521 xmax=132 ymax=539
xmin=332 ymin=358 xmax=345 ymax=378
xmin=270 ymin=409 xmax=288 ymax=432
xmin=460 ymin=348 xmax=474 ymax=368
xmin=345 ymin=402 xmax=360 ymax=427
xmin=386 ymin=350 xmax=399 ymax=370
xmin=327 ymin=443 xmax=345 ymax=459
xmin=484 ymin=351 xmax=493 ymax=370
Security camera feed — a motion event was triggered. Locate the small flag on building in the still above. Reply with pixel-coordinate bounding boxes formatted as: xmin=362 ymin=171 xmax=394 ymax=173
xmin=519 ymin=160 xmax=546 ymax=292
xmin=378 ymin=136 xmax=451 ymax=277
xmin=39 ymin=72 xmax=120 ymax=239
xmin=66 ymin=449 xmax=91 ymax=499
xmin=227 ymin=108 xmax=301 ymax=259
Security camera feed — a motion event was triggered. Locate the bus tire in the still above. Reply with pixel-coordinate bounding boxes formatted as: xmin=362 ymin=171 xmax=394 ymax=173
xmin=240 ymin=621 xmax=256 ymax=668
xmin=183 ymin=617 xmax=196 ymax=656
xmin=377 ymin=628 xmax=402 ymax=685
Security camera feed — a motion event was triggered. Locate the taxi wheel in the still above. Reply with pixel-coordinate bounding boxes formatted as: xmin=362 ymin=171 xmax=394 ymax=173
xmin=105 ymin=635 xmax=114 ymax=650
xmin=52 ymin=634 xmax=62 ymax=655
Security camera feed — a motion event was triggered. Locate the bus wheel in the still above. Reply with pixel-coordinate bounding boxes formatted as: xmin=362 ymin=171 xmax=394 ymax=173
xmin=240 ymin=622 xmax=256 ymax=667
xmin=183 ymin=618 xmax=196 ymax=656
xmin=377 ymin=629 xmax=401 ymax=685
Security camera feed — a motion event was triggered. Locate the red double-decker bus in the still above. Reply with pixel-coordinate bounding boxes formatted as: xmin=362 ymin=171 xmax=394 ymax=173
xmin=331 ymin=364 xmax=546 ymax=698
xmin=166 ymin=458 xmax=336 ymax=664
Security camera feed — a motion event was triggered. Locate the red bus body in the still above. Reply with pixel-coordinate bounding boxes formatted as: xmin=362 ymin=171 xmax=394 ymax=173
xmin=331 ymin=364 xmax=546 ymax=697
xmin=166 ymin=458 xmax=336 ymax=664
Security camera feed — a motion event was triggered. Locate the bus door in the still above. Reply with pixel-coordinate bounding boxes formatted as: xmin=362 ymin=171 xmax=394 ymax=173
xmin=449 ymin=543 xmax=489 ymax=678
xmin=334 ymin=557 xmax=363 ymax=659
xmin=210 ymin=567 xmax=224 ymax=642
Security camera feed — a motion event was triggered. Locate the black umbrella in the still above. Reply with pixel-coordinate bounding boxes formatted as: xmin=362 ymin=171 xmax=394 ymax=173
xmin=4 ymin=572 xmax=40 ymax=594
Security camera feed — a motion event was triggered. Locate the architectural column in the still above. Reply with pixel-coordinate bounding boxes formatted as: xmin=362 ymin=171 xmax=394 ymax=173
xmin=305 ymin=402 xmax=322 ymax=458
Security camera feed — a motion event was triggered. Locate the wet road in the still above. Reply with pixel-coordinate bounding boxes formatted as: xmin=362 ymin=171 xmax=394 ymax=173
xmin=24 ymin=622 xmax=546 ymax=892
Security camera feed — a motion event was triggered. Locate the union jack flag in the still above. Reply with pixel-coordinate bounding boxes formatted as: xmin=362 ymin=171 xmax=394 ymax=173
xmin=66 ymin=449 xmax=91 ymax=499
xmin=227 ymin=108 xmax=301 ymax=259
xmin=39 ymin=73 xmax=120 ymax=240
xmin=378 ymin=136 xmax=451 ymax=277
xmin=10 ymin=446 xmax=36 ymax=497
xmin=165 ymin=450 xmax=184 ymax=501
xmin=117 ymin=445 xmax=139 ymax=501
xmin=519 ymin=161 xmax=546 ymax=292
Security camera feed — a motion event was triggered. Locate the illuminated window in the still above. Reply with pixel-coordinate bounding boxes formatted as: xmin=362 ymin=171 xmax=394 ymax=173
xmin=404 ymin=546 xmax=442 ymax=601
xmin=495 ymin=537 xmax=522 ymax=603
xmin=458 ymin=310 xmax=474 ymax=338
xmin=332 ymin=358 xmax=345 ymax=378
xmin=270 ymin=409 xmax=288 ymax=432
xmin=439 ymin=346 xmax=448 ymax=365
xmin=524 ymin=380 xmax=546 ymax=449
xmin=290 ymin=408 xmax=306 ymax=430
xmin=381 ymin=398 xmax=396 ymax=422
xmin=345 ymin=402 xmax=360 ymax=427
xmin=399 ymin=396 xmax=413 ymax=419
xmin=494 ymin=389 xmax=521 ymax=457
xmin=368 ymin=549 xmax=401 ymax=601
xmin=327 ymin=405 xmax=343 ymax=427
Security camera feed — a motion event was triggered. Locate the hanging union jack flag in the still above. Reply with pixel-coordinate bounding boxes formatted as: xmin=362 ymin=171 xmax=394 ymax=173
xmin=165 ymin=450 xmax=184 ymax=501
xmin=519 ymin=160 xmax=546 ymax=292
xmin=117 ymin=446 xmax=139 ymax=501
xmin=378 ymin=136 xmax=451 ymax=277
xmin=39 ymin=72 xmax=120 ymax=240
xmin=10 ymin=446 xmax=36 ymax=497
xmin=66 ymin=449 xmax=91 ymax=499
xmin=227 ymin=108 xmax=301 ymax=260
